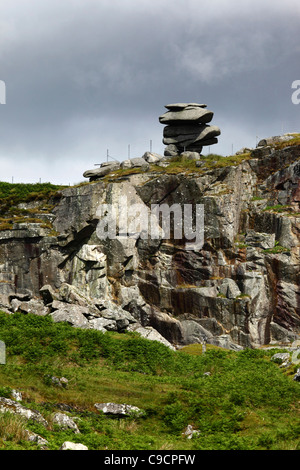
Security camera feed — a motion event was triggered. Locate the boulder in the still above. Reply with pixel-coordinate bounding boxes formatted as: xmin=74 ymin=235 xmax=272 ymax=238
xmin=130 ymin=157 xmax=150 ymax=170
xmin=120 ymin=157 xmax=150 ymax=170
xmin=142 ymin=152 xmax=164 ymax=163
xmin=294 ymin=368 xmax=300 ymax=382
xmin=0 ymin=397 xmax=48 ymax=426
xmin=235 ymin=147 xmax=253 ymax=155
xmin=271 ymin=352 xmax=291 ymax=364
xmin=100 ymin=161 xmax=120 ymax=168
xmin=209 ymin=334 xmax=244 ymax=351
xmin=130 ymin=325 xmax=176 ymax=350
xmin=180 ymin=151 xmax=202 ymax=161
xmin=52 ymin=412 xmax=80 ymax=433
xmin=94 ymin=402 xmax=144 ymax=417
xmin=0 ymin=294 xmax=11 ymax=310
xmin=57 ymin=283 xmax=99 ymax=311
xmin=83 ymin=161 xmax=120 ymax=180
xmin=120 ymin=159 xmax=132 ymax=169
xmin=15 ymin=299 xmax=49 ymax=316
xmin=10 ymin=298 xmax=22 ymax=312
xmin=47 ymin=375 xmax=69 ymax=388
xmin=165 ymin=103 xmax=207 ymax=110
xmin=164 ymin=144 xmax=179 ymax=157
xmin=11 ymin=389 xmax=22 ymax=401
xmin=25 ymin=430 xmax=48 ymax=447
xmin=159 ymin=107 xmax=213 ymax=124
xmin=89 ymin=317 xmax=117 ymax=332
xmin=291 ymin=349 xmax=300 ymax=365
xmin=50 ymin=305 xmax=89 ymax=328
xmin=182 ymin=424 xmax=200 ymax=439
xmin=60 ymin=441 xmax=88 ymax=450
xmin=83 ymin=166 xmax=112 ymax=179
xmin=9 ymin=292 xmax=32 ymax=302
xmin=257 ymin=135 xmax=294 ymax=147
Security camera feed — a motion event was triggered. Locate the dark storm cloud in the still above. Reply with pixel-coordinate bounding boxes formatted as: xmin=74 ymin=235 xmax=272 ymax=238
xmin=0 ymin=0 xmax=299 ymax=183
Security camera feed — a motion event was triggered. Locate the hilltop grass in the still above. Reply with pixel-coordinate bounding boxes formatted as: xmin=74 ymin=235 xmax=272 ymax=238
xmin=102 ymin=153 xmax=253 ymax=180
xmin=160 ymin=153 xmax=252 ymax=175
xmin=0 ymin=182 xmax=67 ymax=230
xmin=0 ymin=181 xmax=66 ymax=202
xmin=272 ymin=134 xmax=300 ymax=150
xmin=0 ymin=312 xmax=299 ymax=450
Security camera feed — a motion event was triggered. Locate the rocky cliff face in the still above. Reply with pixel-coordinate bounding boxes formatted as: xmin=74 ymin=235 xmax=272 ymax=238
xmin=0 ymin=136 xmax=299 ymax=350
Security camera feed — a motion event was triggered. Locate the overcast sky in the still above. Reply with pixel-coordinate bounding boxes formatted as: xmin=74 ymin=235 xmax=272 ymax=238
xmin=0 ymin=0 xmax=299 ymax=184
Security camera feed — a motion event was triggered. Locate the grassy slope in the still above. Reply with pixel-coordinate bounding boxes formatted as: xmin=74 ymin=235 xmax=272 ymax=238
xmin=0 ymin=312 xmax=299 ymax=450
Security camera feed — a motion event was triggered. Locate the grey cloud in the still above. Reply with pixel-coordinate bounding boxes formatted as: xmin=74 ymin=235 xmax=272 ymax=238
xmin=0 ymin=0 xmax=299 ymax=183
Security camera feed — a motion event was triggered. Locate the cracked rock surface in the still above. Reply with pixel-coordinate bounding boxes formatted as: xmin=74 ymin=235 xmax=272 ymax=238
xmin=0 ymin=136 xmax=299 ymax=350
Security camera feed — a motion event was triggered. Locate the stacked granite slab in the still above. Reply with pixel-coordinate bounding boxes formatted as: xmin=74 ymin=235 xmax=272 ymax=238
xmin=159 ymin=103 xmax=221 ymax=156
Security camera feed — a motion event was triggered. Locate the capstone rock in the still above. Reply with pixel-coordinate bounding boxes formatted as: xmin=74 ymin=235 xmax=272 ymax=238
xmin=159 ymin=102 xmax=220 ymax=156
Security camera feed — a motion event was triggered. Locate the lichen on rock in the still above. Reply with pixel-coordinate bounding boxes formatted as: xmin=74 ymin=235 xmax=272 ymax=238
xmin=0 ymin=126 xmax=299 ymax=351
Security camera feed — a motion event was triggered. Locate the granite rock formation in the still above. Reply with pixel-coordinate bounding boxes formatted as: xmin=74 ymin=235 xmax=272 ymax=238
xmin=159 ymin=103 xmax=221 ymax=157
xmin=0 ymin=134 xmax=299 ymax=350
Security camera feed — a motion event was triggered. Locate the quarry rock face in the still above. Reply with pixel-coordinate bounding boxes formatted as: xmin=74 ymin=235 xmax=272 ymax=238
xmin=0 ymin=134 xmax=299 ymax=350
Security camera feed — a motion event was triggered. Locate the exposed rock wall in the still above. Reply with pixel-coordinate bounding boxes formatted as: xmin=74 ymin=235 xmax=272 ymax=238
xmin=0 ymin=139 xmax=299 ymax=350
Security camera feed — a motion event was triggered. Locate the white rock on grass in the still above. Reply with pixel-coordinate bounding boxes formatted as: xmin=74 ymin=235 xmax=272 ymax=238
xmin=52 ymin=412 xmax=80 ymax=434
xmin=60 ymin=441 xmax=88 ymax=450
xmin=0 ymin=397 xmax=48 ymax=426
xmin=94 ymin=402 xmax=144 ymax=417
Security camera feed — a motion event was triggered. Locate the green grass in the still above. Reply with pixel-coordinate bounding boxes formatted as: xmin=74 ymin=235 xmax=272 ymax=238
xmin=0 ymin=181 xmax=65 ymax=201
xmin=162 ymin=153 xmax=252 ymax=174
xmin=263 ymin=241 xmax=291 ymax=254
xmin=0 ymin=312 xmax=299 ymax=450
xmin=271 ymin=134 xmax=300 ymax=150
xmin=102 ymin=153 xmax=253 ymax=180
xmin=263 ymin=204 xmax=293 ymax=214
xmin=0 ymin=182 xmax=66 ymax=231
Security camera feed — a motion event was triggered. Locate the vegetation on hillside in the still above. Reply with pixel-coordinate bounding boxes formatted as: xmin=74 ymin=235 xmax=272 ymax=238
xmin=271 ymin=134 xmax=300 ymax=150
xmin=106 ymin=153 xmax=252 ymax=180
xmin=0 ymin=182 xmax=66 ymax=231
xmin=0 ymin=312 xmax=299 ymax=450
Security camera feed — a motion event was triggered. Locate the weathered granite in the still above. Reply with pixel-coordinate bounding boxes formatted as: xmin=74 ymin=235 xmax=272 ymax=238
xmin=159 ymin=103 xmax=221 ymax=156
xmin=0 ymin=136 xmax=299 ymax=350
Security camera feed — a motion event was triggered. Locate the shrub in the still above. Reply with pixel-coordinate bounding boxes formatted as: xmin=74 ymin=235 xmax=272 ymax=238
xmin=163 ymin=402 xmax=189 ymax=433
